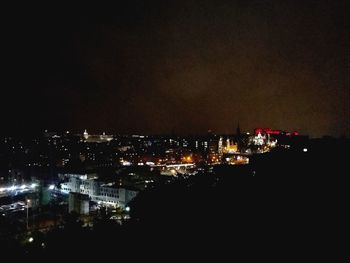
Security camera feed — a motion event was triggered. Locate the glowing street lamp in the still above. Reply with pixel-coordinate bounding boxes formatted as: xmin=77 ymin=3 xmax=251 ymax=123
xmin=26 ymin=199 xmax=31 ymax=230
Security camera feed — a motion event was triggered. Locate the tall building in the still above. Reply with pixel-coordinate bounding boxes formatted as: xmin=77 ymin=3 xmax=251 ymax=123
xmin=218 ymin=137 xmax=223 ymax=155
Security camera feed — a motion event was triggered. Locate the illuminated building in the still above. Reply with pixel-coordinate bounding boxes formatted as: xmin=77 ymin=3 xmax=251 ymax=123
xmin=223 ymin=138 xmax=238 ymax=153
xmin=82 ymin=130 xmax=113 ymax=143
xmin=203 ymin=141 xmax=208 ymax=151
xmin=254 ymin=128 xmax=299 ymax=137
xmin=61 ymin=174 xmax=138 ymax=208
xmin=252 ymin=132 xmax=266 ymax=146
xmin=224 ymin=155 xmax=249 ymax=165
xmin=249 ymin=127 xmax=298 ymax=152
xmin=83 ymin=129 xmax=89 ymax=140
xmin=218 ymin=137 xmax=223 ymax=155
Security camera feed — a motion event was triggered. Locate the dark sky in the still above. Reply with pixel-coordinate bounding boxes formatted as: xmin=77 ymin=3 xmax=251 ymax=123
xmin=2 ymin=1 xmax=350 ymax=137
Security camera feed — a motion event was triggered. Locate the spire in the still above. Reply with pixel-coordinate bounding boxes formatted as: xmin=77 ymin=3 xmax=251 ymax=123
xmin=236 ymin=122 xmax=242 ymax=153
xmin=236 ymin=122 xmax=241 ymax=136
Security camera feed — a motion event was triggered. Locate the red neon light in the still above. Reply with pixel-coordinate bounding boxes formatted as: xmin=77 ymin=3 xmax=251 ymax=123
xmin=254 ymin=128 xmax=281 ymax=135
xmin=254 ymin=128 xmax=299 ymax=136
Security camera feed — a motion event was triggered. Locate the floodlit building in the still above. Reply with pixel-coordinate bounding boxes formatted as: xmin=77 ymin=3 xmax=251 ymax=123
xmin=61 ymin=174 xmax=138 ymax=208
xmin=82 ymin=130 xmax=113 ymax=143
xmin=223 ymin=138 xmax=239 ymax=153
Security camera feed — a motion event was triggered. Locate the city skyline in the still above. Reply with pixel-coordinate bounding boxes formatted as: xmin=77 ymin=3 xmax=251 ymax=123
xmin=2 ymin=1 xmax=350 ymax=137
xmin=1 ymin=1 xmax=348 ymax=257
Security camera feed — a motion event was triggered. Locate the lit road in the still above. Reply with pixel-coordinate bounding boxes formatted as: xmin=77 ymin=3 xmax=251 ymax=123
xmin=0 ymin=183 xmax=38 ymax=198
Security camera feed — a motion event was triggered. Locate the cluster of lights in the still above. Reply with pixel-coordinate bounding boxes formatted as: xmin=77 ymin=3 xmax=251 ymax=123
xmin=122 ymin=161 xmax=132 ymax=166
xmin=254 ymin=128 xmax=299 ymax=136
xmin=0 ymin=183 xmax=37 ymax=193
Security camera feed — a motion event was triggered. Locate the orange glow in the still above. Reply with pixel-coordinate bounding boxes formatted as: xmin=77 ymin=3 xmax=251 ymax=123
xmin=182 ymin=155 xmax=193 ymax=163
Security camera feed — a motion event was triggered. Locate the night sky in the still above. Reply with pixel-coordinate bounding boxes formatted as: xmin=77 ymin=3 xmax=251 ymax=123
xmin=2 ymin=1 xmax=350 ymax=137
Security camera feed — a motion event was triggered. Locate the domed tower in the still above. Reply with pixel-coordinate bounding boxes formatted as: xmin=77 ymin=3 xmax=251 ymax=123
xmin=83 ymin=129 xmax=89 ymax=140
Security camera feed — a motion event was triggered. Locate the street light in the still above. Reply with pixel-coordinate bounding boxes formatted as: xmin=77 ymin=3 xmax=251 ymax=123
xmin=26 ymin=199 xmax=31 ymax=230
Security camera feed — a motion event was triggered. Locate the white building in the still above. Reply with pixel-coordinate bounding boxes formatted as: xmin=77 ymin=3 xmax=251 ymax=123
xmin=61 ymin=175 xmax=138 ymax=208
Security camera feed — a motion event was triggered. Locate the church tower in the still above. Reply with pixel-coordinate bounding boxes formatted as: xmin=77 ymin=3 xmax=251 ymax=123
xmin=236 ymin=122 xmax=242 ymax=153
xmin=83 ymin=129 xmax=89 ymax=140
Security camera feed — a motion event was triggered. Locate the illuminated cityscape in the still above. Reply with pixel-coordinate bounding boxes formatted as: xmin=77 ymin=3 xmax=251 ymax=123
xmin=2 ymin=0 xmax=349 ymax=259
xmin=0 ymin=127 xmax=348 ymax=257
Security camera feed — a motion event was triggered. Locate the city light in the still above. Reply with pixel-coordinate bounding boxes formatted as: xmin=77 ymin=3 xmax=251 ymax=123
xmin=122 ymin=161 xmax=132 ymax=166
xmin=0 ymin=0 xmax=347 ymax=250
xmin=0 ymin=183 xmax=40 ymax=193
xmin=27 ymin=200 xmax=31 ymax=230
xmin=0 ymin=125 xmax=346 ymax=256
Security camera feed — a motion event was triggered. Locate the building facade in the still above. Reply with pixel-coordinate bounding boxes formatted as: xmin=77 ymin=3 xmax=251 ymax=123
xmin=61 ymin=174 xmax=138 ymax=208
